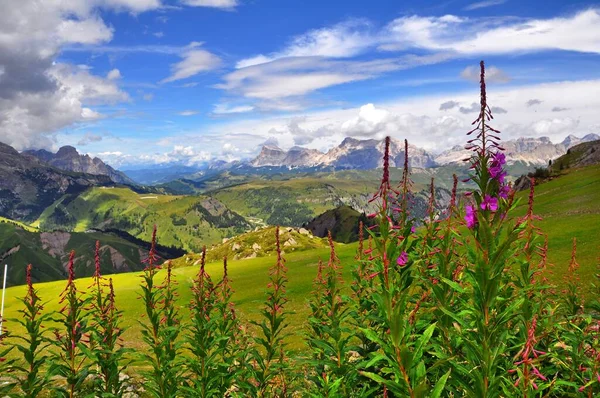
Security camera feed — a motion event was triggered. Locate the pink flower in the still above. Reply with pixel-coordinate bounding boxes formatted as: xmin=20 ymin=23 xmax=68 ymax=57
xmin=396 ymin=251 xmax=408 ymax=267
xmin=410 ymin=225 xmax=416 ymax=234
xmin=465 ymin=205 xmax=477 ymax=229
xmin=480 ymin=195 xmax=498 ymax=212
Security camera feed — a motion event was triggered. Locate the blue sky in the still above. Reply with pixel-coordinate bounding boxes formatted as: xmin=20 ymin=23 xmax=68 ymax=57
xmin=2 ymin=0 xmax=600 ymax=167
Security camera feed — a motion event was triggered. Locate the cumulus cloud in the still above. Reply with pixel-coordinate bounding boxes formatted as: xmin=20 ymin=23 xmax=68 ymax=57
xmin=439 ymin=100 xmax=459 ymax=110
xmin=527 ymin=99 xmax=543 ymax=107
xmin=461 ymin=65 xmax=510 ymax=83
xmin=161 ymin=42 xmax=222 ymax=83
xmin=107 ymin=69 xmax=122 ymax=80
xmin=552 ymin=106 xmax=569 ymax=112
xmin=0 ymin=0 xmax=155 ymax=150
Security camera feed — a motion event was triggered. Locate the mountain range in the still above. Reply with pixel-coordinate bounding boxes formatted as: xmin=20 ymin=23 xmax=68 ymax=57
xmin=249 ymin=134 xmax=600 ymax=170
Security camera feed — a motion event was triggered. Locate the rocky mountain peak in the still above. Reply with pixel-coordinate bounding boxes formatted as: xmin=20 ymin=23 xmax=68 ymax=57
xmin=24 ymin=144 xmax=134 ymax=185
xmin=55 ymin=145 xmax=79 ymax=158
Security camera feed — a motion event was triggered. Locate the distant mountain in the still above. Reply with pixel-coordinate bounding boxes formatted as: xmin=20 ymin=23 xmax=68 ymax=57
xmin=0 ymin=142 xmax=114 ymax=221
xmin=551 ymin=139 xmax=600 ymax=171
xmin=250 ymin=137 xmax=437 ymax=170
xmin=25 ymin=145 xmax=134 ymax=185
xmin=248 ymin=135 xmax=600 ymax=171
xmin=435 ymin=134 xmax=600 ymax=166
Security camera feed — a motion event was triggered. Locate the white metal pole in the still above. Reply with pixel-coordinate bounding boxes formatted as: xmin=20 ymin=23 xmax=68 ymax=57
xmin=0 ymin=264 xmax=7 ymax=336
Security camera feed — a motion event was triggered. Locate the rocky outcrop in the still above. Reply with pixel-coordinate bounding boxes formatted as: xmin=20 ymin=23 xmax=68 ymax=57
xmin=25 ymin=145 xmax=134 ymax=185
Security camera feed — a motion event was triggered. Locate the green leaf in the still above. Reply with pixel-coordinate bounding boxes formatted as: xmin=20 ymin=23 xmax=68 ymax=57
xmin=430 ymin=369 xmax=451 ymax=398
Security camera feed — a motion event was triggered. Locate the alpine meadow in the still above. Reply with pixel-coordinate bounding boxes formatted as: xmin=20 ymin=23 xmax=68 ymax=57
xmin=1 ymin=1 xmax=600 ymax=397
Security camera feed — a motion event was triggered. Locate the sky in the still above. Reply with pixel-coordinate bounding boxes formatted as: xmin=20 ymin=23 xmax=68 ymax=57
xmin=1 ymin=0 xmax=600 ymax=168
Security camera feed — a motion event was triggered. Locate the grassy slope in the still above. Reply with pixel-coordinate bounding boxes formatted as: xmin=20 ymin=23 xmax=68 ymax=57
xmin=512 ymin=164 xmax=600 ymax=289
xmin=34 ymin=187 xmax=249 ymax=252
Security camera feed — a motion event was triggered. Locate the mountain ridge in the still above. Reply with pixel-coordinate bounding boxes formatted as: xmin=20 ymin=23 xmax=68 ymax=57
xmin=24 ymin=145 xmax=135 ymax=185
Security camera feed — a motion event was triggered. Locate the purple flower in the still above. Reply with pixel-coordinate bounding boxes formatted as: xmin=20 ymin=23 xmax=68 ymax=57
xmin=481 ymin=195 xmax=499 ymax=212
xmin=396 ymin=251 xmax=408 ymax=267
xmin=489 ymin=152 xmax=507 ymax=183
xmin=465 ymin=205 xmax=477 ymax=229
xmin=499 ymin=184 xmax=510 ymax=199
xmin=410 ymin=225 xmax=416 ymax=234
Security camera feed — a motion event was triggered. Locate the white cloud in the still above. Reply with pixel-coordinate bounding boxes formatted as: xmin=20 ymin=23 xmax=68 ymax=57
xmin=213 ymin=104 xmax=254 ymax=114
xmin=161 ymin=43 xmax=222 ymax=83
xmin=236 ymin=20 xmax=374 ymax=68
xmin=178 ymin=110 xmax=199 ymax=116
xmin=103 ymin=0 xmax=162 ymax=13
xmin=218 ymin=53 xmax=452 ymax=101
xmin=107 ymin=68 xmax=122 ymax=80
xmin=181 ymin=0 xmax=238 ymax=9
xmin=383 ymin=9 xmax=600 ymax=54
xmin=142 ymin=93 xmax=155 ymax=101
xmin=0 ymin=0 xmax=159 ymax=150
xmin=56 ymin=17 xmax=114 ymax=45
xmin=464 ymin=0 xmax=507 ymax=11
xmin=461 ymin=65 xmax=510 ymax=83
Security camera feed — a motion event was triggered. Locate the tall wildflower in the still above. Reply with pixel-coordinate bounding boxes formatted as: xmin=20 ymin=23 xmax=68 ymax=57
xmin=0 ymin=318 xmax=14 ymax=396
xmin=248 ymin=226 xmax=290 ymax=397
xmin=361 ymin=136 xmax=449 ymax=396
xmin=10 ymin=264 xmax=53 ymax=397
xmin=184 ymin=246 xmax=221 ymax=397
xmin=50 ymin=251 xmax=92 ymax=398
xmin=213 ymin=256 xmax=242 ymax=395
xmin=450 ymin=60 xmax=529 ymax=396
xmin=306 ymin=232 xmax=355 ymax=396
xmin=89 ymin=242 xmax=130 ymax=396
xmin=139 ymin=226 xmax=181 ymax=397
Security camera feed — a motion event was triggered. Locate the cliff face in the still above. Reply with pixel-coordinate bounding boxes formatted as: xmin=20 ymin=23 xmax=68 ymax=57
xmin=25 ymin=145 xmax=134 ymax=184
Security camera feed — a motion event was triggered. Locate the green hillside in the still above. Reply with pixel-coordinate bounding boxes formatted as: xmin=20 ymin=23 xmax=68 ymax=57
xmin=512 ymin=163 xmax=600 ymax=288
xmin=0 ymin=222 xmax=151 ymax=286
xmin=34 ymin=187 xmax=251 ymax=252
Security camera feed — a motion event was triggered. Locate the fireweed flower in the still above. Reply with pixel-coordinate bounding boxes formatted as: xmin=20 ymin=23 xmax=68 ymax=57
xmin=396 ymin=251 xmax=408 ymax=267
xmin=480 ymin=195 xmax=499 ymax=211
xmin=465 ymin=204 xmax=477 ymax=229
xmin=499 ymin=184 xmax=510 ymax=199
